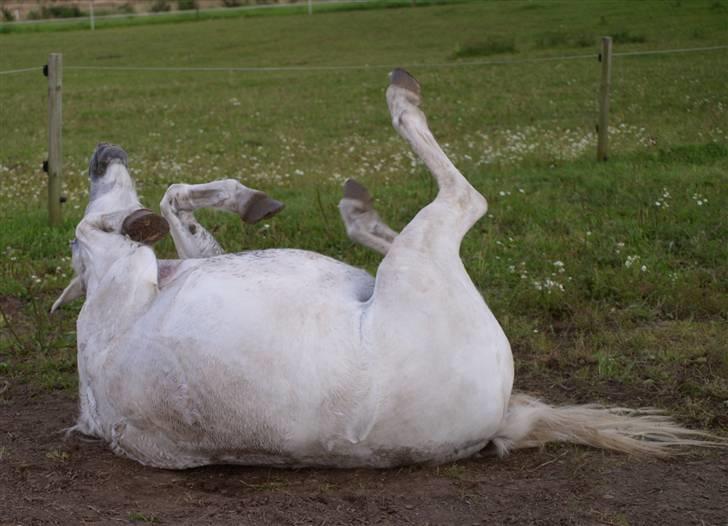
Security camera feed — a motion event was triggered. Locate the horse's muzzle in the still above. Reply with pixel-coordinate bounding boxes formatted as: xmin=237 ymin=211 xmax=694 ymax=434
xmin=89 ymin=143 xmax=128 ymax=178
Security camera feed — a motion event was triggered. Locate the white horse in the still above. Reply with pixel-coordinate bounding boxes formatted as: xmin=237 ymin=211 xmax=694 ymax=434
xmin=53 ymin=69 xmax=721 ymax=469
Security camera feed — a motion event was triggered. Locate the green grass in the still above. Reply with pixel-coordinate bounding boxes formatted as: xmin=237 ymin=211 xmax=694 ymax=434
xmin=535 ymin=30 xmax=595 ymax=49
xmin=128 ymin=512 xmax=161 ymax=524
xmin=0 ymin=0 xmax=727 ymax=429
xmin=611 ymin=30 xmax=647 ymax=44
xmin=452 ymin=37 xmax=517 ymax=58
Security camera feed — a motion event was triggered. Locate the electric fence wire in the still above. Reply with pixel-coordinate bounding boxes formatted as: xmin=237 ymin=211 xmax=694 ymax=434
xmin=1 ymin=45 xmax=727 ymax=76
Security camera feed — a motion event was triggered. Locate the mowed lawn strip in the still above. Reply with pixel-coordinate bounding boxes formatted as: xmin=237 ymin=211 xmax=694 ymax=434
xmin=0 ymin=0 xmax=726 ymax=430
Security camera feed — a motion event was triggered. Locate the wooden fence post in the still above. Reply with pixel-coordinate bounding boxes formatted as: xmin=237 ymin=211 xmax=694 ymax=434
xmin=90 ymin=1 xmax=95 ymax=30
xmin=597 ymin=36 xmax=612 ymax=161
xmin=45 ymin=53 xmax=63 ymax=227
xmin=308 ymin=0 xmax=312 ymax=15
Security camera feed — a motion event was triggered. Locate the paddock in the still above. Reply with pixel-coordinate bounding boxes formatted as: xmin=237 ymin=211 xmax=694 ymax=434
xmin=1 ymin=1 xmax=727 ymax=523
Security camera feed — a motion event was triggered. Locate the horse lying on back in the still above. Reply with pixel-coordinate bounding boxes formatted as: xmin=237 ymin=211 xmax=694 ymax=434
xmin=53 ymin=69 xmax=724 ymax=469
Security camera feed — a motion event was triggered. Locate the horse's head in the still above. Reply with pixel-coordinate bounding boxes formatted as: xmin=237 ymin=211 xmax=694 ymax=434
xmin=51 ymin=144 xmax=153 ymax=313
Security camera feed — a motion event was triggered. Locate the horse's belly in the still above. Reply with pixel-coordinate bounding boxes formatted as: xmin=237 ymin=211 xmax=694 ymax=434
xmin=150 ymin=249 xmax=373 ymax=352
xmin=90 ymin=249 xmax=511 ymax=468
xmin=99 ymin=250 xmax=377 ymax=463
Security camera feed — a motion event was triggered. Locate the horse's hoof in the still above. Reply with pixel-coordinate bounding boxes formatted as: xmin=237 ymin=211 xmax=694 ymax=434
xmin=241 ymin=192 xmax=285 ymax=224
xmin=343 ymin=179 xmax=373 ymax=206
xmin=389 ymin=68 xmax=421 ymax=96
xmin=121 ymin=209 xmax=170 ymax=245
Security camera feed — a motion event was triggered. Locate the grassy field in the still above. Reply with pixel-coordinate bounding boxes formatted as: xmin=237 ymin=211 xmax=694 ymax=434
xmin=1 ymin=0 xmax=727 ymax=429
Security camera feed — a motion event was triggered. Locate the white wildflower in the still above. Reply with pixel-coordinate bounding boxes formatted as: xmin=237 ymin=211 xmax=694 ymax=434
xmin=654 ymin=188 xmax=671 ymax=209
xmin=692 ymin=193 xmax=708 ymax=206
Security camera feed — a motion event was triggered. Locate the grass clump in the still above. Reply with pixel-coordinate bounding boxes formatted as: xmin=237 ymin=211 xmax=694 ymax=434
xmin=128 ymin=513 xmax=161 ymax=524
xmin=150 ymin=0 xmax=172 ymax=13
xmin=118 ymin=3 xmax=136 ymax=14
xmin=452 ymin=37 xmax=516 ymax=59
xmin=177 ymin=0 xmax=199 ymax=10
xmin=535 ymin=31 xmax=594 ymax=49
xmin=656 ymin=143 xmax=728 ymax=165
xmin=612 ymin=30 xmax=647 ymax=44
xmin=518 ymin=2 xmax=547 ymax=10
xmin=28 ymin=5 xmax=85 ymax=19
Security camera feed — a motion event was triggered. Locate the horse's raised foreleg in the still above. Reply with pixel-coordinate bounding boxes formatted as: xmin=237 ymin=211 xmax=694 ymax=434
xmin=338 ymin=179 xmax=399 ymax=255
xmin=160 ymin=179 xmax=284 ymax=259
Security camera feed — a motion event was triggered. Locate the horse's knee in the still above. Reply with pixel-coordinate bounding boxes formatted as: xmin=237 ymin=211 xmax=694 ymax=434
xmin=161 ymin=183 xmax=187 ymax=213
xmin=75 ymin=213 xmax=116 ymax=243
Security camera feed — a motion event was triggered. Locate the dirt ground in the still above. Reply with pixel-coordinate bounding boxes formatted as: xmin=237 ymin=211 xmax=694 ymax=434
xmin=1 ymin=386 xmax=726 ymax=526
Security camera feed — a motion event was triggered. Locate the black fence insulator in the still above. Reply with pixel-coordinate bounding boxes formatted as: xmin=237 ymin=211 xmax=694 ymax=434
xmin=43 ymin=64 xmax=48 ymax=77
xmin=59 ymin=195 xmax=67 ymax=204
xmin=42 ymin=160 xmax=49 ymax=173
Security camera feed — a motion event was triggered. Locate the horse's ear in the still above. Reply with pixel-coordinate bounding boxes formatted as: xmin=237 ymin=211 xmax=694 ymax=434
xmin=50 ymin=276 xmax=85 ymax=314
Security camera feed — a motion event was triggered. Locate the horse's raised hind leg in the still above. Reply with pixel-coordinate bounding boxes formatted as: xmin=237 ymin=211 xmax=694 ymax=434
xmin=338 ymin=179 xmax=399 ymax=255
xmin=376 ymin=69 xmax=487 ymax=274
xmin=369 ymin=70 xmax=491 ymax=328
xmin=160 ymin=179 xmax=284 ymax=259
xmin=361 ymin=71 xmax=509 ymax=459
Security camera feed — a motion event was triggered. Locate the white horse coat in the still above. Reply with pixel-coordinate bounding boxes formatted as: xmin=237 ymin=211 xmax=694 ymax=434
xmin=56 ymin=70 xmax=720 ymax=469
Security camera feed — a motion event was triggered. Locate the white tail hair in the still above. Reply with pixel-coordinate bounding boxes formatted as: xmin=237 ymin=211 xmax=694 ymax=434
xmin=492 ymin=393 xmax=727 ymax=457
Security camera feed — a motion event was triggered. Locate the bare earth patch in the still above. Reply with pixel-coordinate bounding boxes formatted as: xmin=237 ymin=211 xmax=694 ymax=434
xmin=1 ymin=385 xmax=726 ymax=525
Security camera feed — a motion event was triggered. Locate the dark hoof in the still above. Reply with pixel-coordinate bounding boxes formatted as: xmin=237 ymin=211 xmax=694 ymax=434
xmin=122 ymin=209 xmax=170 ymax=245
xmin=389 ymin=68 xmax=420 ymax=96
xmin=343 ymin=179 xmax=373 ymax=206
xmin=242 ymin=193 xmax=285 ymax=225
xmin=89 ymin=143 xmax=129 ymax=178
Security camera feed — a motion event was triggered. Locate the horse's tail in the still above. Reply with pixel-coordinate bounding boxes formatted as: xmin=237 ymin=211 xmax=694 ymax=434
xmin=491 ymin=392 xmax=726 ymax=457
